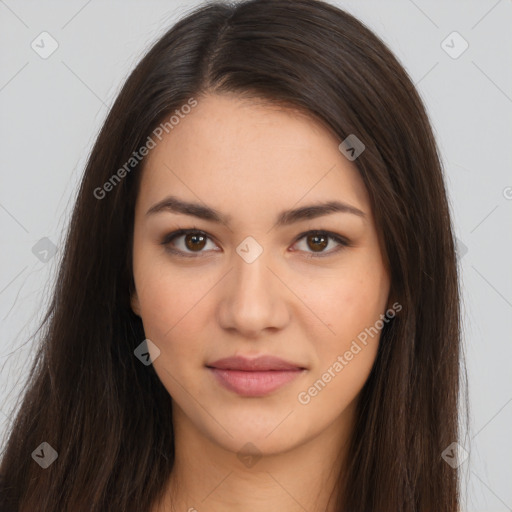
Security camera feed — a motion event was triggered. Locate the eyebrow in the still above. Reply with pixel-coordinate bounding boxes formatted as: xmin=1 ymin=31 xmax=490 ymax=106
xmin=145 ymin=195 xmax=365 ymax=227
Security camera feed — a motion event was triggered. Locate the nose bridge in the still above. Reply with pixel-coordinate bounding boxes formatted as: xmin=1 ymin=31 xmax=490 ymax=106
xmin=234 ymin=241 xmax=271 ymax=295
xmin=232 ymin=237 xmax=276 ymax=309
xmin=217 ymin=235 xmax=288 ymax=335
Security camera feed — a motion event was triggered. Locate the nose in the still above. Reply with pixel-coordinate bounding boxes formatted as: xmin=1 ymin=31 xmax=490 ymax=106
xmin=216 ymin=248 xmax=290 ymax=338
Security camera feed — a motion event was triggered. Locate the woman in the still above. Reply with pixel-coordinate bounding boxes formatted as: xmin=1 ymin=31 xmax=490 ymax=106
xmin=0 ymin=0 xmax=463 ymax=510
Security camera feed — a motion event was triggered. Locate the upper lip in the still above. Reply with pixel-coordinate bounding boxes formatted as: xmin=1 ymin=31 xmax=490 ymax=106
xmin=207 ymin=355 xmax=306 ymax=371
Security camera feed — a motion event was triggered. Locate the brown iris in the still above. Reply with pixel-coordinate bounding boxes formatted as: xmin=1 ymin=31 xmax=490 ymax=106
xmin=306 ymin=233 xmax=328 ymax=252
xmin=184 ymin=233 xmax=207 ymax=251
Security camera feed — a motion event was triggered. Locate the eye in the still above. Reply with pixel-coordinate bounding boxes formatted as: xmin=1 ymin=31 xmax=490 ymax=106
xmin=291 ymin=230 xmax=350 ymax=258
xmin=160 ymin=228 xmax=219 ymax=257
xmin=160 ymin=229 xmax=350 ymax=258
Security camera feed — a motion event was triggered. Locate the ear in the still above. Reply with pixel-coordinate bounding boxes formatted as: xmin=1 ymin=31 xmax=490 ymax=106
xmin=385 ymin=290 xmax=397 ymax=312
xmin=130 ymin=290 xmax=141 ymax=317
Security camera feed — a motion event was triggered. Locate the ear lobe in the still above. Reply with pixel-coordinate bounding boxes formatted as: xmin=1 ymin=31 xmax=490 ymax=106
xmin=130 ymin=291 xmax=141 ymax=317
xmin=385 ymin=291 xmax=397 ymax=313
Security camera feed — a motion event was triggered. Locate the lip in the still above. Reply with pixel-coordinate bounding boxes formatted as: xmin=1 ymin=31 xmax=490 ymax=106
xmin=206 ymin=355 xmax=307 ymax=397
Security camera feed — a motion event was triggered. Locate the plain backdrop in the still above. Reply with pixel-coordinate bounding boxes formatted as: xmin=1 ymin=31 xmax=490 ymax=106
xmin=1 ymin=1 xmax=511 ymax=511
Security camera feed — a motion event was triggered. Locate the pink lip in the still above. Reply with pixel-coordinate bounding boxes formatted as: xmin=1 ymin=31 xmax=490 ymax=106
xmin=206 ymin=355 xmax=306 ymax=397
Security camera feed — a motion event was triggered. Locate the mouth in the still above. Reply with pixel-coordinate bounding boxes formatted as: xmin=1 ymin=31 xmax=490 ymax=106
xmin=206 ymin=355 xmax=307 ymax=397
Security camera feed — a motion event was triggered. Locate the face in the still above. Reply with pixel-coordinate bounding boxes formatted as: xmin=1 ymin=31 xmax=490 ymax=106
xmin=130 ymin=93 xmax=391 ymax=457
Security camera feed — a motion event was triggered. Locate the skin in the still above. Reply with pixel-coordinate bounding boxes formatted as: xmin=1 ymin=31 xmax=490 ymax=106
xmin=130 ymin=93 xmax=391 ymax=512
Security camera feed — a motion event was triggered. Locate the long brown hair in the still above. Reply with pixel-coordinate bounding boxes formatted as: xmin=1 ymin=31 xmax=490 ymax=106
xmin=0 ymin=0 xmax=463 ymax=510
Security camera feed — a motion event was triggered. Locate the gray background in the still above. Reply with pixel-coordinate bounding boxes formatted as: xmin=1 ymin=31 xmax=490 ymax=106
xmin=1 ymin=1 xmax=511 ymax=510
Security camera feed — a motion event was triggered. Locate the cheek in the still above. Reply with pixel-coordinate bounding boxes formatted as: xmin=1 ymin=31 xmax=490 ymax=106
xmin=132 ymin=255 xmax=213 ymax=367
xmin=303 ymin=259 xmax=389 ymax=370
xmin=297 ymin=275 xmax=386 ymax=416
xmin=133 ymin=242 xmax=192 ymax=332
xmin=134 ymin=269 xmax=209 ymax=398
xmin=313 ymin=271 xmax=388 ymax=335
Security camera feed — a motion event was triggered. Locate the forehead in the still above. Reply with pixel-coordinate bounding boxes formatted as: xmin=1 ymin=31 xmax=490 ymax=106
xmin=136 ymin=93 xmax=371 ymax=222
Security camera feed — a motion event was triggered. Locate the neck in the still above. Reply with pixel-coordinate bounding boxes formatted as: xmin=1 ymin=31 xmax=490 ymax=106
xmin=154 ymin=404 xmax=354 ymax=512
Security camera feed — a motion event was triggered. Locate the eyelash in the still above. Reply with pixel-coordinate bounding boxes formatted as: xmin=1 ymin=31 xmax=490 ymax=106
xmin=160 ymin=228 xmax=350 ymax=259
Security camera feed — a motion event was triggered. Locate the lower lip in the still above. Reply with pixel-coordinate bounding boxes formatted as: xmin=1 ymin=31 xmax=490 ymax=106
xmin=207 ymin=367 xmax=305 ymax=397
